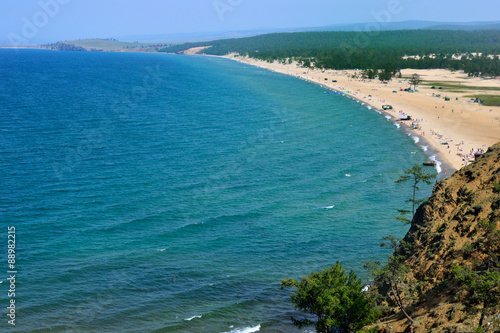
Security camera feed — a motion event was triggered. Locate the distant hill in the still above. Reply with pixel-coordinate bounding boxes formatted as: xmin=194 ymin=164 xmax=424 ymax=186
xmin=427 ymin=22 xmax=500 ymax=31
xmin=113 ymin=30 xmax=282 ymax=44
xmin=318 ymin=20 xmax=500 ymax=32
xmin=113 ymin=20 xmax=500 ymax=44
xmin=41 ymin=42 xmax=86 ymax=52
xmin=1 ymin=20 xmax=497 ymax=47
xmin=56 ymin=39 xmax=167 ymax=52
xmin=307 ymin=20 xmax=454 ymax=32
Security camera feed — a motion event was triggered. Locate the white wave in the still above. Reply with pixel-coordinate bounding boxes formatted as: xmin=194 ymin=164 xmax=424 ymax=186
xmin=366 ymin=105 xmax=372 ymax=110
xmin=385 ymin=115 xmax=391 ymax=120
xmin=412 ymin=136 xmax=420 ymax=144
xmin=324 ymin=205 xmax=335 ymax=209
xmin=361 ymin=102 xmax=365 ymax=106
xmin=185 ymin=315 xmax=202 ymax=321
xmin=376 ymin=110 xmax=382 ymax=114
xmin=430 ymin=155 xmax=442 ymax=173
xmin=420 ymin=145 xmax=428 ymax=151
xmin=157 ymin=248 xmax=166 ymax=252
xmin=224 ymin=325 xmax=261 ymax=333
xmin=393 ymin=122 xmax=400 ymax=129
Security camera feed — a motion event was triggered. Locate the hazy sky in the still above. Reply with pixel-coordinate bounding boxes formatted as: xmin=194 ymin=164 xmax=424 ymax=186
xmin=1 ymin=0 xmax=499 ymax=43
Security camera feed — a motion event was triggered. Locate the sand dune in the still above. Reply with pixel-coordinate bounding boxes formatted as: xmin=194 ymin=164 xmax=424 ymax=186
xmin=182 ymin=46 xmax=211 ymax=55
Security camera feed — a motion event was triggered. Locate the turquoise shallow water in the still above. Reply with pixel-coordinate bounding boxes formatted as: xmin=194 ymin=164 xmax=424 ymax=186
xmin=0 ymin=49 xmax=434 ymax=332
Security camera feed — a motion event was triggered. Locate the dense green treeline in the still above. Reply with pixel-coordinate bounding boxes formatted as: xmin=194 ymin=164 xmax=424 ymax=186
xmin=161 ymin=30 xmax=500 ymax=55
xmin=160 ymin=30 xmax=500 ymax=76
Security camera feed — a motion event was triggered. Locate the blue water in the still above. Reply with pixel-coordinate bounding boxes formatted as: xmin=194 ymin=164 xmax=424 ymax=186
xmin=0 ymin=49 xmax=435 ymax=332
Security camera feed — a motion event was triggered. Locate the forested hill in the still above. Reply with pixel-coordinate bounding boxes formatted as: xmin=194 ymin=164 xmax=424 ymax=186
xmin=160 ymin=30 xmax=500 ymax=76
xmin=161 ymin=30 xmax=499 ymax=56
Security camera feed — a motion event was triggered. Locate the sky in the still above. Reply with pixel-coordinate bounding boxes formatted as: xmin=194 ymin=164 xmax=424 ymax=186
xmin=1 ymin=0 xmax=499 ymax=44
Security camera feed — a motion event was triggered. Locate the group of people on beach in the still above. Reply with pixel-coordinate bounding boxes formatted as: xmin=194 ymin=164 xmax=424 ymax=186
xmin=455 ymin=143 xmax=486 ymax=167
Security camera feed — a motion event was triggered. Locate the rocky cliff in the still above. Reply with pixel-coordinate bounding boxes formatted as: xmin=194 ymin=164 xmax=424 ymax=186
xmin=375 ymin=143 xmax=500 ymax=333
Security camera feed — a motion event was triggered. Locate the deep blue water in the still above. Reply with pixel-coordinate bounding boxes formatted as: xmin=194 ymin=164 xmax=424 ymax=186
xmin=0 ymin=49 xmax=435 ymax=332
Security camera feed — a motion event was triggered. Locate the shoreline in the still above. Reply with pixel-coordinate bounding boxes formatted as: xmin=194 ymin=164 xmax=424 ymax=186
xmin=337 ymin=90 xmax=455 ymax=176
xmin=292 ymin=70 xmax=456 ymax=174
xmin=215 ymin=53 xmax=500 ymax=174
xmin=222 ymin=54 xmax=454 ymax=174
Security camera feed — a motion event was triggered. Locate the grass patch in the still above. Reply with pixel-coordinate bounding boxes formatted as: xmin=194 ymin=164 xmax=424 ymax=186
xmin=465 ymin=95 xmax=500 ymax=106
xmin=68 ymin=39 xmax=160 ymax=51
xmin=422 ymin=81 xmax=500 ymax=92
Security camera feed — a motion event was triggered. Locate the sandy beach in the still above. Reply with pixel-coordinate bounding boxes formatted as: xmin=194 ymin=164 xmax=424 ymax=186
xmin=216 ymin=53 xmax=500 ymax=173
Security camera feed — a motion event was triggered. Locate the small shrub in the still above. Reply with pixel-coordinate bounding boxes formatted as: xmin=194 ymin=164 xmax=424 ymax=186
xmin=492 ymin=198 xmax=500 ymax=211
xmin=493 ymin=182 xmax=500 ymax=194
xmin=462 ymin=243 xmax=475 ymax=257
xmin=479 ymin=218 xmax=496 ymax=232
xmin=457 ymin=186 xmax=474 ymax=203
xmin=466 ymin=205 xmax=482 ymax=216
xmin=437 ymin=223 xmax=447 ymax=233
